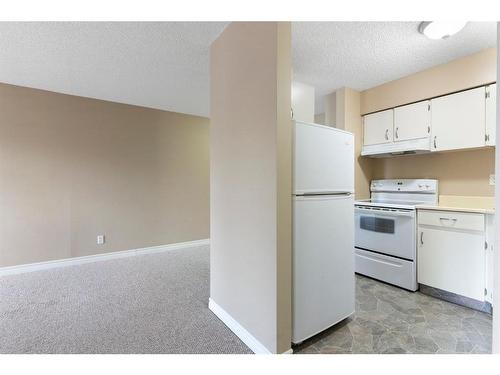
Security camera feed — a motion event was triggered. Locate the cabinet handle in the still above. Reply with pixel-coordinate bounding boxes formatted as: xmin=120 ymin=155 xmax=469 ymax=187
xmin=420 ymin=231 xmax=424 ymax=245
xmin=385 ymin=129 xmax=389 ymax=140
xmin=395 ymin=127 xmax=399 ymax=139
xmin=439 ymin=217 xmax=458 ymax=224
xmin=433 ymin=136 xmax=437 ymax=149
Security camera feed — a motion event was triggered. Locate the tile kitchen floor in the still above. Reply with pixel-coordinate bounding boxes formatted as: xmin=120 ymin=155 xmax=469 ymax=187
xmin=295 ymin=275 xmax=492 ymax=354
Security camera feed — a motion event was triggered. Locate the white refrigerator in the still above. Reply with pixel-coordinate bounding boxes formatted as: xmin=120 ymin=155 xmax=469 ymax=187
xmin=292 ymin=121 xmax=355 ymax=344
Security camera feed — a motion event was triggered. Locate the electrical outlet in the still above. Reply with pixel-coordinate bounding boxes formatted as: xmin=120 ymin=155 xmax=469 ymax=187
xmin=97 ymin=235 xmax=105 ymax=245
xmin=489 ymin=174 xmax=495 ymax=186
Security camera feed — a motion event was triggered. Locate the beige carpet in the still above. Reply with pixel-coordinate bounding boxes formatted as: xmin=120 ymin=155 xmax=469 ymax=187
xmin=0 ymin=245 xmax=252 ymax=354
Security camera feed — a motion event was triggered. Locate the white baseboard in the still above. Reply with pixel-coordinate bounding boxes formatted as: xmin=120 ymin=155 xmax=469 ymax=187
xmin=0 ymin=239 xmax=210 ymax=277
xmin=208 ymin=298 xmax=293 ymax=354
xmin=209 ymin=298 xmax=272 ymax=354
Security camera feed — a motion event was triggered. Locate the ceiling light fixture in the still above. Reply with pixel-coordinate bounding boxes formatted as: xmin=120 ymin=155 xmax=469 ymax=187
xmin=418 ymin=21 xmax=468 ymax=40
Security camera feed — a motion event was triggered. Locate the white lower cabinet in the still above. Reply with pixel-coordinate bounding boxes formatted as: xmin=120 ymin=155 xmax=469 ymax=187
xmin=486 ymin=214 xmax=495 ymax=303
xmin=417 ymin=210 xmax=486 ymax=302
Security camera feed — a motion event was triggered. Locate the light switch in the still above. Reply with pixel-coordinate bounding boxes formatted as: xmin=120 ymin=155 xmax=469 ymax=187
xmin=489 ymin=174 xmax=495 ymax=186
xmin=97 ymin=235 xmax=105 ymax=245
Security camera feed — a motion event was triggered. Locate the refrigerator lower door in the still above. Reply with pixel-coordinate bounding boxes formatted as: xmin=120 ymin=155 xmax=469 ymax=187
xmin=292 ymin=194 xmax=355 ymax=344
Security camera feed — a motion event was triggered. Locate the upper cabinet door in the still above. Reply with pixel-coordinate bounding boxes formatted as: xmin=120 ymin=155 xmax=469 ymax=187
xmin=394 ymin=101 xmax=431 ymax=142
xmin=485 ymin=83 xmax=496 ymax=146
xmin=431 ymin=87 xmax=486 ymax=152
xmin=363 ymin=109 xmax=393 ymax=146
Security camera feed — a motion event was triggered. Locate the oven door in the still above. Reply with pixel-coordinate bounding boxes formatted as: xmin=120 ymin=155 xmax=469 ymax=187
xmin=355 ymin=205 xmax=416 ymax=261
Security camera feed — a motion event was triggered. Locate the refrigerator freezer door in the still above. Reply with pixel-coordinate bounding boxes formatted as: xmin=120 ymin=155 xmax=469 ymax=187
xmin=292 ymin=194 xmax=355 ymax=343
xmin=294 ymin=121 xmax=354 ymax=195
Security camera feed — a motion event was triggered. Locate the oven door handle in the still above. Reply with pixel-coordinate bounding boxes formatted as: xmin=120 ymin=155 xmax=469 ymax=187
xmin=355 ymin=207 xmax=414 ymax=218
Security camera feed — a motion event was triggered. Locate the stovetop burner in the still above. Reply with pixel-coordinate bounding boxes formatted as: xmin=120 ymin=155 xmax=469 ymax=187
xmin=370 ymin=199 xmax=425 ymax=206
xmin=356 ymin=179 xmax=439 ymax=210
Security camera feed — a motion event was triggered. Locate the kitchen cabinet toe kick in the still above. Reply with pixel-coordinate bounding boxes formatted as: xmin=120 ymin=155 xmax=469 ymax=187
xmin=419 ymin=284 xmax=492 ymax=314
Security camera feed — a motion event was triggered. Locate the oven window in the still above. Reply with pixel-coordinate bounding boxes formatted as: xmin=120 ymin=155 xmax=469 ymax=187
xmin=360 ymin=216 xmax=395 ymax=234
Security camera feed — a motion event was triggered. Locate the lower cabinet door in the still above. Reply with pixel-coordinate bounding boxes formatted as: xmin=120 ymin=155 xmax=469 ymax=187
xmin=418 ymin=227 xmax=485 ymax=301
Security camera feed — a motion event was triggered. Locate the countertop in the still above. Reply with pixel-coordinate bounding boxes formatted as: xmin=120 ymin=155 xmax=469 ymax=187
xmin=416 ymin=204 xmax=494 ymax=215
xmin=416 ymin=195 xmax=495 ymax=215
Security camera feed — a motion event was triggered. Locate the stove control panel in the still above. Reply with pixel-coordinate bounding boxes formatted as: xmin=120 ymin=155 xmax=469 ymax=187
xmin=371 ymin=179 xmax=438 ymax=193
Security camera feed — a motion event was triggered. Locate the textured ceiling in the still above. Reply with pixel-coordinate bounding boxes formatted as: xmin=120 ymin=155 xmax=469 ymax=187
xmin=0 ymin=22 xmax=497 ymax=117
xmin=292 ymin=22 xmax=497 ymax=114
xmin=0 ymin=22 xmax=228 ymax=117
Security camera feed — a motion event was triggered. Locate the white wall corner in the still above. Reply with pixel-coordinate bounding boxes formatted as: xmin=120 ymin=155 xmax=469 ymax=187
xmin=324 ymin=90 xmax=337 ymax=127
xmin=493 ymin=21 xmax=500 ymax=355
xmin=292 ymin=81 xmax=315 ymax=123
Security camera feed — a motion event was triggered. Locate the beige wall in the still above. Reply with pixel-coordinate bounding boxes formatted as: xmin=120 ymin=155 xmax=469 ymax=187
xmin=372 ymin=149 xmax=495 ymax=196
xmin=336 ymin=87 xmax=373 ymax=199
xmin=361 ymin=48 xmax=497 ymax=115
xmin=362 ymin=48 xmax=496 ymax=198
xmin=210 ymin=22 xmax=292 ymax=354
xmin=0 ymin=83 xmax=209 ymax=267
xmin=275 ymin=22 xmax=293 ymax=355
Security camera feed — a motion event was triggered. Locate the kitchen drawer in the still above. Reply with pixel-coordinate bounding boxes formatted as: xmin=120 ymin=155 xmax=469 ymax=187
xmin=418 ymin=210 xmax=484 ymax=232
xmin=355 ymin=248 xmax=417 ymax=291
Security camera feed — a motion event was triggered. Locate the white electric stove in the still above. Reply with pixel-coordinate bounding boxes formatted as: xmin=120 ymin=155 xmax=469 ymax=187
xmin=354 ymin=179 xmax=438 ymax=291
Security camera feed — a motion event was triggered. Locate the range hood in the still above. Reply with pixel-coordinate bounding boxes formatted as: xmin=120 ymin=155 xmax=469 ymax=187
xmin=361 ymin=138 xmax=432 ymax=158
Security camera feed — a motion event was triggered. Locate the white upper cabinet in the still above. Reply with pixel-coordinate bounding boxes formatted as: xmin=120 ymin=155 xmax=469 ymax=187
xmin=363 ymin=109 xmax=393 ymax=146
xmin=394 ymin=101 xmax=431 ymax=142
xmin=361 ymin=83 xmax=495 ymax=157
xmin=486 ymin=83 xmax=496 ymax=146
xmin=431 ymin=87 xmax=486 ymax=152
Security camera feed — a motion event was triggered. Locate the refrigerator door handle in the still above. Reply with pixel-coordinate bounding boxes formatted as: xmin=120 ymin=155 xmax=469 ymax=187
xmin=295 ymin=192 xmax=353 ymax=197
xmin=294 ymin=193 xmax=354 ymax=202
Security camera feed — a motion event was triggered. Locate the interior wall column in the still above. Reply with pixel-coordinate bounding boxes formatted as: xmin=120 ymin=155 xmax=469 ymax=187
xmin=209 ymin=21 xmax=292 ymax=354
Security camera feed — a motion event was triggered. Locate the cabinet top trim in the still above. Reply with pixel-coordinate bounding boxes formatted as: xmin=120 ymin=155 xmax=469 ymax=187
xmin=362 ymin=82 xmax=496 ymax=117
